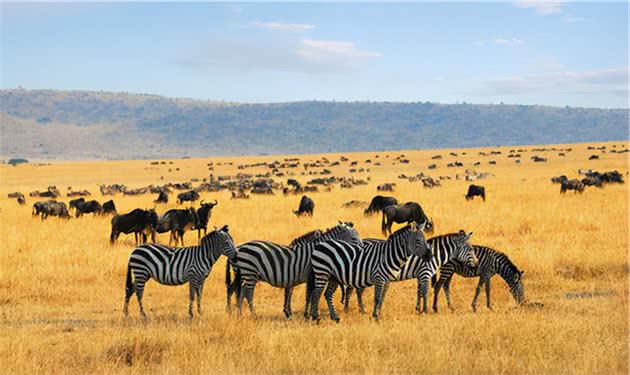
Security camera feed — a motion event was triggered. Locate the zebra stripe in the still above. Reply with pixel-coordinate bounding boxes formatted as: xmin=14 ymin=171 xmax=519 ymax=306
xmin=234 ymin=223 xmax=362 ymax=319
xmin=432 ymin=245 xmax=525 ymax=312
xmin=123 ymin=226 xmax=237 ymax=320
xmin=310 ymin=223 xmax=431 ymax=322
xmin=343 ymin=231 xmax=477 ymax=314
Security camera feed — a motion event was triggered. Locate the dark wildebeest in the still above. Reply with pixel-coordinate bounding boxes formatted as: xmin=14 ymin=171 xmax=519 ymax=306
xmin=110 ymin=209 xmax=158 ymax=245
xmin=364 ymin=195 xmax=398 ymax=216
xmin=551 ymin=175 xmax=568 ymax=184
xmin=377 ymin=183 xmax=395 ymax=192
xmin=293 ymin=195 xmax=314 ymax=216
xmin=231 ymin=190 xmax=249 ymax=199
xmin=8 ymin=192 xmax=25 ymax=205
xmin=75 ymin=200 xmax=103 ymax=217
xmin=177 ymin=190 xmax=200 ymax=205
xmin=560 ymin=179 xmax=585 ymax=194
xmin=102 ymin=200 xmax=117 ymax=215
xmin=196 ymin=200 xmax=218 ymax=240
xmin=465 ymin=185 xmax=486 ymax=201
xmin=582 ymin=176 xmax=603 ymax=187
xmin=69 ymin=197 xmax=86 ymax=213
xmin=37 ymin=186 xmax=61 ymax=198
xmin=154 ymin=190 xmax=169 ymax=204
xmin=38 ymin=201 xmax=70 ymax=220
xmin=156 ymin=208 xmax=199 ymax=246
xmin=381 ymin=202 xmax=433 ymax=236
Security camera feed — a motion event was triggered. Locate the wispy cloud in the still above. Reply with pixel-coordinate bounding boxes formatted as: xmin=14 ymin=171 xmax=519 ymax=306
xmin=252 ymin=21 xmax=315 ymax=32
xmin=564 ymin=15 xmax=584 ymax=23
xmin=514 ymin=1 xmax=563 ymax=15
xmin=181 ymin=36 xmax=381 ymax=75
xmin=494 ymin=37 xmax=525 ymax=45
xmin=479 ymin=67 xmax=628 ymax=97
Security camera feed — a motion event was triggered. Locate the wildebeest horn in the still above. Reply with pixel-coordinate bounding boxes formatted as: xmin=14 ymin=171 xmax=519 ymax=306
xmin=200 ymin=200 xmax=205 ymax=205
xmin=212 ymin=200 xmax=218 ymax=205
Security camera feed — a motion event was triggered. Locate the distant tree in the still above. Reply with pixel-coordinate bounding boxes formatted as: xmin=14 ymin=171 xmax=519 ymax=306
xmin=8 ymin=158 xmax=28 ymax=166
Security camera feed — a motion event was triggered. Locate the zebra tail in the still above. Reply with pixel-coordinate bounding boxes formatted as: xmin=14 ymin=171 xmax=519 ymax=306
xmin=431 ymin=274 xmax=437 ymax=287
xmin=234 ymin=269 xmax=242 ymax=299
xmin=125 ymin=263 xmax=133 ymax=294
xmin=225 ymin=260 xmax=231 ymax=288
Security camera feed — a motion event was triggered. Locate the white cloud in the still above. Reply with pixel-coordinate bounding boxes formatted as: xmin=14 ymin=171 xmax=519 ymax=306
xmin=252 ymin=21 xmax=315 ymax=32
xmin=493 ymin=37 xmax=526 ymax=45
xmin=297 ymin=38 xmax=382 ymax=61
xmin=480 ymin=67 xmax=628 ymax=97
xmin=564 ymin=15 xmax=584 ymax=23
xmin=514 ymin=1 xmax=563 ymax=15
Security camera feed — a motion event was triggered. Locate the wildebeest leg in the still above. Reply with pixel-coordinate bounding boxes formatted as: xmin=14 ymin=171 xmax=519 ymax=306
xmin=169 ymin=231 xmax=175 ymax=247
xmin=283 ymin=287 xmax=294 ymax=319
xmin=179 ymin=230 xmax=185 ymax=246
xmin=471 ymin=278 xmax=484 ymax=312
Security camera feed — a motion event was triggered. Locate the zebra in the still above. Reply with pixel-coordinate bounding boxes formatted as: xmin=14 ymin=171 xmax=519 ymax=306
xmin=310 ymin=223 xmax=432 ymax=323
xmin=432 ymin=245 xmax=525 ymax=312
xmin=123 ymin=225 xmax=237 ymax=320
xmin=342 ymin=230 xmax=477 ymax=315
xmin=231 ymin=222 xmax=362 ymax=319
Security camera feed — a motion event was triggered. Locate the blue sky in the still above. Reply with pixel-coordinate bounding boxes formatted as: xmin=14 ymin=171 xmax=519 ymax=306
xmin=1 ymin=2 xmax=628 ymax=108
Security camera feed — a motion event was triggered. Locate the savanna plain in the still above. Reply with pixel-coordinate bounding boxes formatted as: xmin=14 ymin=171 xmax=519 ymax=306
xmin=0 ymin=141 xmax=628 ymax=375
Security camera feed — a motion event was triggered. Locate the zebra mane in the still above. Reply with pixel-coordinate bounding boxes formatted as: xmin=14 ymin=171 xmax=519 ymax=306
xmin=290 ymin=230 xmax=323 ymax=247
xmin=427 ymin=232 xmax=465 ymax=243
xmin=489 ymin=248 xmax=522 ymax=275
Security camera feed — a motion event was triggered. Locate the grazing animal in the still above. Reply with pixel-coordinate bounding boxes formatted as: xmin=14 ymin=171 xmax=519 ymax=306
xmin=343 ymin=230 xmax=477 ymax=314
xmin=37 ymin=201 xmax=70 ymax=220
xmin=341 ymin=200 xmax=368 ymax=208
xmin=102 ymin=200 xmax=117 ymax=215
xmin=75 ymin=200 xmax=103 ymax=217
xmin=551 ymin=175 xmax=568 ymax=184
xmin=560 ymin=179 xmax=585 ymax=194
xmin=364 ymin=195 xmax=398 ymax=216
xmin=69 ymin=197 xmax=86 ymax=213
xmin=377 ymin=183 xmax=395 ymax=192
xmin=465 ymin=184 xmax=486 ymax=201
xmin=310 ymin=223 xmax=431 ymax=322
xmin=232 ymin=223 xmax=362 ymax=319
xmin=123 ymin=226 xmax=237 ymax=320
xmin=231 ymin=190 xmax=249 ymax=199
xmin=581 ymin=176 xmax=603 ymax=187
xmin=156 ymin=208 xmax=199 ymax=246
xmin=196 ymin=200 xmax=218 ymax=240
xmin=8 ymin=192 xmax=25 ymax=205
xmin=432 ymin=245 xmax=525 ymax=312
xmin=110 ymin=209 xmax=158 ymax=245
xmin=17 ymin=195 xmax=25 ymax=205
xmin=293 ymin=195 xmax=314 ymax=216
xmin=381 ymin=202 xmax=433 ymax=236
xmin=177 ymin=190 xmax=200 ymax=204
xmin=154 ymin=190 xmax=169 ymax=204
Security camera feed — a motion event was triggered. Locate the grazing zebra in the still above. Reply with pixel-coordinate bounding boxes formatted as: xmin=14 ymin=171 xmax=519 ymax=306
xmin=310 ymin=223 xmax=432 ymax=322
xmin=432 ymin=245 xmax=525 ymax=312
xmin=343 ymin=230 xmax=477 ymax=314
xmin=123 ymin=225 xmax=237 ymax=320
xmin=232 ymin=222 xmax=362 ymax=319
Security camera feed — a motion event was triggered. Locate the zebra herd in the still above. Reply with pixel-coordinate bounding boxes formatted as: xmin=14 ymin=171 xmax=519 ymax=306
xmin=123 ymin=219 xmax=526 ymax=322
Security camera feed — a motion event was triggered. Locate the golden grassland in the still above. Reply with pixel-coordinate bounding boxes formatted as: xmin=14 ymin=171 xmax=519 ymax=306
xmin=0 ymin=141 xmax=628 ymax=374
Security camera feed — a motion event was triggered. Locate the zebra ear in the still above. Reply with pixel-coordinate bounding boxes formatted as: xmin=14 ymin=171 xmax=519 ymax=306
xmin=221 ymin=225 xmax=229 ymax=233
xmin=417 ymin=221 xmax=426 ymax=232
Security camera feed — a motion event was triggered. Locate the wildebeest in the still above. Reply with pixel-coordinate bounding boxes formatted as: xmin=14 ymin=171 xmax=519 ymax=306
xmin=35 ymin=200 xmax=70 ymax=220
xmin=231 ymin=190 xmax=250 ymax=199
xmin=156 ymin=208 xmax=199 ymax=246
xmin=341 ymin=200 xmax=368 ymax=208
xmin=381 ymin=202 xmax=433 ymax=235
xmin=377 ymin=183 xmax=395 ymax=192
xmin=69 ymin=197 xmax=86 ymax=213
xmin=154 ymin=190 xmax=169 ymax=204
xmin=75 ymin=200 xmax=103 ymax=217
xmin=196 ymin=200 xmax=218 ymax=240
xmin=582 ymin=176 xmax=603 ymax=187
xmin=560 ymin=179 xmax=585 ymax=194
xmin=8 ymin=192 xmax=25 ymax=205
xmin=293 ymin=195 xmax=314 ymax=216
xmin=531 ymin=156 xmax=547 ymax=162
xmin=465 ymin=185 xmax=486 ymax=201
xmin=177 ymin=190 xmax=200 ymax=205
xmin=67 ymin=190 xmax=91 ymax=197
xmin=551 ymin=175 xmax=568 ymax=184
xmin=102 ymin=200 xmax=117 ymax=215
xmin=364 ymin=195 xmax=398 ymax=216
xmin=110 ymin=209 xmax=158 ymax=245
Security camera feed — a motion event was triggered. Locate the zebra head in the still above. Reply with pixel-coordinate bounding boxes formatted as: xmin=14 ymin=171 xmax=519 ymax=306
xmin=322 ymin=221 xmax=363 ymax=248
xmin=408 ymin=222 xmax=432 ymax=261
xmin=510 ymin=270 xmax=525 ymax=305
xmin=454 ymin=230 xmax=477 ymax=268
xmin=202 ymin=225 xmax=238 ymax=268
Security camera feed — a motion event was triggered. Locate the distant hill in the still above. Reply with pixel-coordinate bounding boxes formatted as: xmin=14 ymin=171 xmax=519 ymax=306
xmin=1 ymin=89 xmax=627 ymax=160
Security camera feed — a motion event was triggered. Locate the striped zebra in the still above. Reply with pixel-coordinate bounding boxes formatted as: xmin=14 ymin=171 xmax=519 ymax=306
xmin=432 ymin=245 xmax=525 ymax=312
xmin=310 ymin=223 xmax=432 ymax=322
xmin=123 ymin=225 xmax=237 ymax=320
xmin=233 ymin=222 xmax=362 ymax=319
xmin=342 ymin=230 xmax=477 ymax=314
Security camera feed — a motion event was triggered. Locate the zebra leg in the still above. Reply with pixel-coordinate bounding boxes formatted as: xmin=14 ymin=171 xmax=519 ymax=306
xmin=415 ymin=278 xmax=422 ymax=314
xmin=443 ymin=277 xmax=455 ymax=312
xmin=471 ymin=278 xmax=484 ymax=312
xmin=324 ymin=279 xmax=340 ymax=322
xmin=283 ymin=287 xmax=294 ymax=320
xmin=303 ymin=271 xmax=314 ymax=320
xmin=484 ymin=278 xmax=493 ymax=311
xmin=134 ymin=278 xmax=148 ymax=320
xmin=343 ymin=286 xmax=353 ymax=312
xmin=372 ymin=281 xmax=385 ymax=322
xmin=123 ymin=283 xmax=135 ymax=317
xmin=244 ymin=280 xmax=258 ymax=318
xmin=310 ymin=274 xmax=329 ymax=322
xmin=188 ymin=282 xmax=196 ymax=319
xmin=357 ymin=288 xmax=366 ymax=314
xmin=432 ymin=280 xmax=443 ymax=313
xmin=197 ymin=282 xmax=204 ymax=315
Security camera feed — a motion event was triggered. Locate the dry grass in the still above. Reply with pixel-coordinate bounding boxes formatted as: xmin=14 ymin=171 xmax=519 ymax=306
xmin=0 ymin=141 xmax=628 ymax=374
